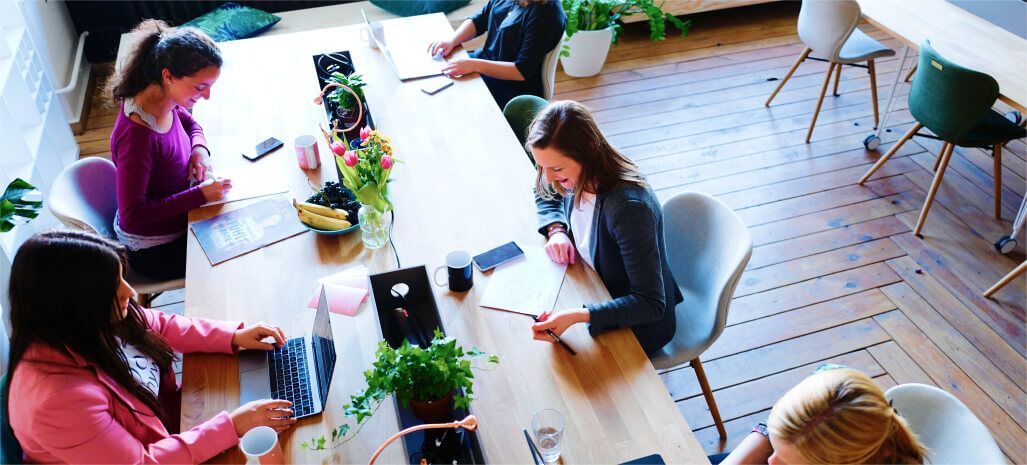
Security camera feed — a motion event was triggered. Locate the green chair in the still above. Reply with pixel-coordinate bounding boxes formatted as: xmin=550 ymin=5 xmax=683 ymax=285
xmin=1 ymin=374 xmax=23 ymax=464
xmin=502 ymin=95 xmax=548 ymax=165
xmin=859 ymin=41 xmax=1026 ymax=236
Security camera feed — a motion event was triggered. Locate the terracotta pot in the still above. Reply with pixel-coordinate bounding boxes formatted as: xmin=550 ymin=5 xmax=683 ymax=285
xmin=408 ymin=390 xmax=455 ymax=423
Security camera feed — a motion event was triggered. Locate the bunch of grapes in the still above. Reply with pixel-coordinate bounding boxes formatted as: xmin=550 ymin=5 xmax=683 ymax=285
xmin=308 ymin=181 xmax=361 ymax=224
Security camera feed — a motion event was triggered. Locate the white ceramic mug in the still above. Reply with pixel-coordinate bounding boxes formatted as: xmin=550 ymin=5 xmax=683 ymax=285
xmin=294 ymin=134 xmax=320 ymax=170
xmin=239 ymin=426 xmax=284 ymax=465
xmin=359 ymin=27 xmax=379 ymax=49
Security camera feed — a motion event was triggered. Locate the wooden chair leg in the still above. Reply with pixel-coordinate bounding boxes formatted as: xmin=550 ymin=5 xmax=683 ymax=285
xmin=932 ymin=151 xmax=944 ymax=172
xmin=904 ymin=63 xmax=917 ymax=83
xmin=993 ymin=144 xmax=1003 ymax=219
xmin=868 ymin=60 xmax=880 ymax=128
xmin=692 ymin=357 xmax=726 ymax=438
xmin=983 ymin=261 xmax=1027 ymax=298
xmin=859 ymin=122 xmax=922 ymax=184
xmin=914 ymin=142 xmax=955 ymax=236
xmin=765 ymin=47 xmax=811 ymax=107
xmin=806 ymin=62 xmax=837 ymax=144
xmin=832 ymin=62 xmax=842 ymax=96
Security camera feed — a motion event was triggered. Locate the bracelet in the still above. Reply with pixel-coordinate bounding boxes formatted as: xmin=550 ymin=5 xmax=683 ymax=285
xmin=546 ymin=223 xmax=567 ymax=238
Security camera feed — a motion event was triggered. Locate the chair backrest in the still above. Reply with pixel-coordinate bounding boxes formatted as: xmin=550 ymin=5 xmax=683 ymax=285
xmin=797 ymin=0 xmax=861 ymax=61
xmin=1 ymin=374 xmax=24 ymax=464
xmin=48 ymin=157 xmax=118 ymax=238
xmin=885 ymin=383 xmax=1005 ymax=464
xmin=662 ymin=192 xmax=752 ymax=351
xmin=908 ymin=40 xmax=999 ymax=142
xmin=502 ymin=95 xmax=549 ymax=164
xmin=541 ymin=42 xmax=561 ymax=100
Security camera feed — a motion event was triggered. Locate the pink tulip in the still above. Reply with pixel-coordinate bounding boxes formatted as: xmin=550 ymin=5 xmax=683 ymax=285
xmin=343 ymin=150 xmax=358 ymax=167
xmin=380 ymin=155 xmax=393 ymax=169
xmin=360 ymin=126 xmax=372 ymax=140
xmin=330 ymin=140 xmax=346 ymax=156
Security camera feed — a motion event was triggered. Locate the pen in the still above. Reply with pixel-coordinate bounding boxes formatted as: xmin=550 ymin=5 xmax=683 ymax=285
xmin=532 ymin=315 xmax=577 ymax=356
xmin=523 ymin=429 xmax=544 ymax=465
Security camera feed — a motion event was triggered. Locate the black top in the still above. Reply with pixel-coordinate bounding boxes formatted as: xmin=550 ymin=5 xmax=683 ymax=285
xmin=468 ymin=0 xmax=566 ymax=108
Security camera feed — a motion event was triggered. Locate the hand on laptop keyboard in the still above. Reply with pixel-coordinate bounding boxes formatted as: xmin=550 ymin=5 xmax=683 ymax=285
xmin=230 ymin=399 xmax=297 ymax=435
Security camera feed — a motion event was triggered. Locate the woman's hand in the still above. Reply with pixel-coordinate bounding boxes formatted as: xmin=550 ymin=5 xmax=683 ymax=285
xmin=198 ymin=177 xmax=232 ymax=202
xmin=427 ymin=39 xmax=456 ymax=58
xmin=230 ymin=400 xmax=296 ymax=435
xmin=544 ymin=231 xmax=576 ymax=265
xmin=442 ymin=58 xmax=478 ymax=78
xmin=232 ymin=322 xmax=287 ymax=350
xmin=189 ymin=146 xmax=212 ymax=182
xmin=532 ymin=308 xmax=589 ymax=340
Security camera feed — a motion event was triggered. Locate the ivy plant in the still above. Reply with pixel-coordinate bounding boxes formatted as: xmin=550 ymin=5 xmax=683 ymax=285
xmin=302 ymin=330 xmax=498 ymax=450
xmin=1 ymin=179 xmax=42 ymax=233
xmin=561 ymin=0 xmax=691 ymax=57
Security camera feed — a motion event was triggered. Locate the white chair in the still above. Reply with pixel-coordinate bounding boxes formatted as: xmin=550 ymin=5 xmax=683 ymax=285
xmin=651 ymin=192 xmax=753 ymax=438
xmin=885 ymin=383 xmax=1005 ymax=464
xmin=48 ymin=157 xmax=185 ymax=305
xmin=542 ymin=42 xmax=561 ymax=100
xmin=765 ymin=0 xmax=895 ymax=143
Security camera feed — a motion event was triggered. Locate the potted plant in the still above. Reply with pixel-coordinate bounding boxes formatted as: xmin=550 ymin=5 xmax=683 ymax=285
xmin=1 ymin=178 xmax=43 ymax=232
xmin=301 ymin=330 xmax=499 ymax=451
xmin=560 ymin=0 xmax=691 ymax=77
xmin=321 ymin=72 xmax=367 ymax=140
xmin=322 ymin=125 xmax=399 ymax=249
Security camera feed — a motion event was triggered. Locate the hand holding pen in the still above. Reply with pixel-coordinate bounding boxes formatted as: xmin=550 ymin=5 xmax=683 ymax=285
xmin=530 ymin=309 xmax=582 ymax=356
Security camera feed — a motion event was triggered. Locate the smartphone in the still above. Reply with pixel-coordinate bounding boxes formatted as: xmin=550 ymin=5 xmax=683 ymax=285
xmin=243 ymin=137 xmax=283 ymax=161
xmin=420 ymin=77 xmax=453 ymax=95
xmin=473 ymin=241 xmax=525 ymax=272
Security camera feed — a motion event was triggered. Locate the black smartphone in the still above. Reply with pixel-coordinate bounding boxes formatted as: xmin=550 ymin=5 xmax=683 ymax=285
xmin=473 ymin=241 xmax=525 ymax=272
xmin=243 ymin=137 xmax=283 ymax=161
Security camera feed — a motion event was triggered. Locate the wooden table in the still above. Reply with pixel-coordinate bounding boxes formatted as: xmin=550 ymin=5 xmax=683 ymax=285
xmin=183 ymin=14 xmax=708 ymax=464
xmin=856 ymin=0 xmax=1027 ymax=147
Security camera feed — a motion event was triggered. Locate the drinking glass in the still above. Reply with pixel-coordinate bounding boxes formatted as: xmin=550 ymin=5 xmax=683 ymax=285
xmin=531 ymin=409 xmax=565 ymax=464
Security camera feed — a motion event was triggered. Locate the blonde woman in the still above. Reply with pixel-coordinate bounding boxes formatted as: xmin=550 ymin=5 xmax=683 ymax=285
xmin=720 ymin=368 xmax=927 ymax=465
xmin=525 ymin=101 xmax=682 ymax=355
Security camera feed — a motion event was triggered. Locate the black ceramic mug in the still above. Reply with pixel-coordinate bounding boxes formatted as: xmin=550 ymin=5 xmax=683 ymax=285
xmin=433 ymin=250 xmax=473 ymax=292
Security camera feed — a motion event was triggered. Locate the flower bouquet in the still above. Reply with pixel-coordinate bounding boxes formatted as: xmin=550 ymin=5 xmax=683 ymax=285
xmin=321 ymin=124 xmax=398 ymax=249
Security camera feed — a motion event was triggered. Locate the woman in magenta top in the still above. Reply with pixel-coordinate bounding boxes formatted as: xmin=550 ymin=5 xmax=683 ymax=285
xmin=6 ymin=231 xmax=294 ymax=464
xmin=108 ymin=19 xmax=232 ymax=280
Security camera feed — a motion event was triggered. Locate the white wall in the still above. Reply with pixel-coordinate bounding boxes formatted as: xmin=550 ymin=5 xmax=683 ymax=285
xmin=18 ymin=0 xmax=88 ymax=124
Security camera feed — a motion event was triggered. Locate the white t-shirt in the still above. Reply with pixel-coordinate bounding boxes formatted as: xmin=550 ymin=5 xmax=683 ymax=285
xmin=569 ymin=192 xmax=597 ymax=268
xmin=119 ymin=338 xmax=161 ymax=397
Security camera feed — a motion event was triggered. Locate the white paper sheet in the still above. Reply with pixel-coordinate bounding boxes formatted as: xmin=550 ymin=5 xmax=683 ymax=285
xmin=199 ymin=171 xmax=290 ymax=207
xmin=479 ymin=245 xmax=567 ymax=316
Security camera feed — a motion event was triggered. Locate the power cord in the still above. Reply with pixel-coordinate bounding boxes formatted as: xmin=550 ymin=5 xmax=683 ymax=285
xmin=388 ymin=210 xmax=400 ymax=269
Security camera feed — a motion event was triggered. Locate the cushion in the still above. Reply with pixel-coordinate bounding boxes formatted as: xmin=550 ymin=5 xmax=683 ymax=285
xmin=369 ymin=0 xmax=471 ymax=17
xmin=182 ymin=3 xmax=281 ymax=42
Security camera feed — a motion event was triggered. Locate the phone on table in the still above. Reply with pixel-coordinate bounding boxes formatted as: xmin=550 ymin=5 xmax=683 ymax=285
xmin=243 ymin=137 xmax=283 ymax=161
xmin=473 ymin=241 xmax=525 ymax=272
xmin=420 ymin=77 xmax=453 ymax=95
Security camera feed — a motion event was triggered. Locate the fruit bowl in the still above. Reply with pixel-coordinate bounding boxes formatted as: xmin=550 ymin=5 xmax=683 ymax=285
xmin=303 ymin=221 xmax=360 ymax=236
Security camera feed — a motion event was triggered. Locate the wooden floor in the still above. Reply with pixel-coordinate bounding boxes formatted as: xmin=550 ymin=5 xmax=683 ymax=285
xmin=77 ymin=3 xmax=1026 ymax=460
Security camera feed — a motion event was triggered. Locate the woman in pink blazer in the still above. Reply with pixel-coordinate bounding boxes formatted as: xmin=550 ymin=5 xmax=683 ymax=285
xmin=6 ymin=231 xmax=297 ymax=464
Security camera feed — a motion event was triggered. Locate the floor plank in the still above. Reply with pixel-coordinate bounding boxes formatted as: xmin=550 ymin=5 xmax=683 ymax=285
xmin=747 ymin=215 xmax=909 ymax=270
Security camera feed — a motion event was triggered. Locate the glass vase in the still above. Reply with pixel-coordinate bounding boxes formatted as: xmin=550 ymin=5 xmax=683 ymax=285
xmin=358 ymin=204 xmax=390 ymax=249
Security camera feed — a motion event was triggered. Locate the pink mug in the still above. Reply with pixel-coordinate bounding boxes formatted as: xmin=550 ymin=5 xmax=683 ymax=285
xmin=295 ymin=134 xmax=320 ymax=170
xmin=239 ymin=426 xmax=284 ymax=465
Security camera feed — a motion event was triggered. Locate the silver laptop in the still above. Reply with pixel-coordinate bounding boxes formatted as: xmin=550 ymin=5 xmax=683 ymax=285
xmin=362 ymin=10 xmax=446 ymax=80
xmin=239 ymin=288 xmax=337 ymax=419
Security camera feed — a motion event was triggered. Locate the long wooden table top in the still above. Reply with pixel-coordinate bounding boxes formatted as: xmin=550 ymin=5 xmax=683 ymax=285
xmin=184 ymin=14 xmax=708 ymax=464
xmin=856 ymin=0 xmax=1027 ymax=112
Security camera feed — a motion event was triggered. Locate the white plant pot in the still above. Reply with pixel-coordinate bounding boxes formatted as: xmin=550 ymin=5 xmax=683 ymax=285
xmin=560 ymin=27 xmax=613 ymax=78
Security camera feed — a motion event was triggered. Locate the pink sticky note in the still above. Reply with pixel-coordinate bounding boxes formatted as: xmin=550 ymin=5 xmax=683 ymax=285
xmin=319 ymin=266 xmax=370 ymax=301
xmin=308 ymin=283 xmax=367 ymax=316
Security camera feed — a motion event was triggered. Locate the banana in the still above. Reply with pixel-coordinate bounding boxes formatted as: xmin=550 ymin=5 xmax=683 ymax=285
xmin=296 ymin=208 xmax=352 ymax=231
xmin=293 ymin=199 xmax=348 ymax=220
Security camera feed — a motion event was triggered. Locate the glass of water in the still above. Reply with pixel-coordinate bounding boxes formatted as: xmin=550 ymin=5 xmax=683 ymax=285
xmin=531 ymin=409 xmax=565 ymax=464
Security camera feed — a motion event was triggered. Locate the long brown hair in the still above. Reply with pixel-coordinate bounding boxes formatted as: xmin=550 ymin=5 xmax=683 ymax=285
xmin=6 ymin=231 xmax=176 ymax=419
xmin=105 ymin=19 xmax=222 ymax=104
xmin=526 ymin=100 xmax=647 ymax=206
xmin=769 ymin=368 xmax=927 ymax=464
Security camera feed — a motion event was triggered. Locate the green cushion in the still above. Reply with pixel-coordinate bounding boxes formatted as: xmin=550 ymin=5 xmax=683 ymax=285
xmin=369 ymin=0 xmax=471 ymax=17
xmin=503 ymin=95 xmax=549 ymax=165
xmin=182 ymin=3 xmax=281 ymax=42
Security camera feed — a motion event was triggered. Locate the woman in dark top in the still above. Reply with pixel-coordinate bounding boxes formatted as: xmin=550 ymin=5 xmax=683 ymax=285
xmin=428 ymin=0 xmax=566 ymax=108
xmin=527 ymin=101 xmax=681 ymax=355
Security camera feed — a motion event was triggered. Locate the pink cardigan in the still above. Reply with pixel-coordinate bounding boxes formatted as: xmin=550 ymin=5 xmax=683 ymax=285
xmin=9 ymin=309 xmax=244 ymax=464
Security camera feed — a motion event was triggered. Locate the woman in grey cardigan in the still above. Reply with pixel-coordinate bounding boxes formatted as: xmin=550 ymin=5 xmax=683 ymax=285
xmin=528 ymin=101 xmax=682 ymax=355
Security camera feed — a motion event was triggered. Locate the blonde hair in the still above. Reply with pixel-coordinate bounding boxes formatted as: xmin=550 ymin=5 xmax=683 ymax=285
xmin=526 ymin=100 xmax=647 ymax=207
xmin=768 ymin=368 xmax=927 ymax=464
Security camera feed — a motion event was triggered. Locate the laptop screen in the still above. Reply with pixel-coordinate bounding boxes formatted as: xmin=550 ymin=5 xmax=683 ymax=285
xmin=311 ymin=288 xmax=337 ymax=407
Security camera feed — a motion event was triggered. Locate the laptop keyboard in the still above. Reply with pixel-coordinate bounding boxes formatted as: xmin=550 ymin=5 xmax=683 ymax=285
xmin=269 ymin=338 xmax=315 ymax=417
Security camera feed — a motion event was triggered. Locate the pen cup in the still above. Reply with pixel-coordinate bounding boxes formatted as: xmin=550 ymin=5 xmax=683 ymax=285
xmin=239 ymin=426 xmax=283 ymax=465
xmin=295 ymin=134 xmax=320 ymax=170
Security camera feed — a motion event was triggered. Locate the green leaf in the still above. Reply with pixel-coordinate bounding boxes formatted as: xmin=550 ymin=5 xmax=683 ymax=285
xmin=1 ymin=179 xmax=42 ymax=233
xmin=301 ymin=441 xmax=309 ymax=450
xmin=487 ymin=355 xmax=500 ymax=364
